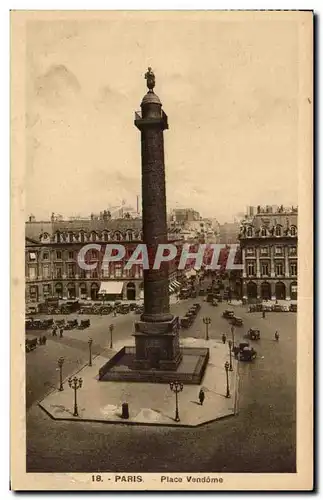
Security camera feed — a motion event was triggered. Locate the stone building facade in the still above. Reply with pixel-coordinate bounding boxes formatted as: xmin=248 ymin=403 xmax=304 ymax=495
xmin=25 ymin=218 xmax=183 ymax=303
xmin=239 ymin=206 xmax=298 ymax=301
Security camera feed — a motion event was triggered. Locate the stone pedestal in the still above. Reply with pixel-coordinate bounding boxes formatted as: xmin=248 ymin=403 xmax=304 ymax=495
xmin=133 ymin=316 xmax=182 ymax=371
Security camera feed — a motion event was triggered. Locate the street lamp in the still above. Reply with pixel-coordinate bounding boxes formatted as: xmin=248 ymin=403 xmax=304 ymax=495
xmin=203 ymin=317 xmax=211 ymax=341
xmin=231 ymin=325 xmax=235 ymax=348
xmin=224 ymin=361 xmax=231 ymax=398
xmin=228 ymin=340 xmax=233 ymax=371
xmin=57 ymin=357 xmax=64 ymax=391
xmin=88 ymin=337 xmax=93 ymax=367
xmin=109 ymin=323 xmax=114 ymax=349
xmin=68 ymin=376 xmax=83 ymax=417
xmin=169 ymin=381 xmax=183 ymax=422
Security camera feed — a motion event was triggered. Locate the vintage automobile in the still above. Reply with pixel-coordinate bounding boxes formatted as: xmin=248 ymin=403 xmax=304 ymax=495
xmin=25 ymin=319 xmax=33 ymax=330
xmin=65 ymin=319 xmax=78 ymax=330
xmin=133 ymin=305 xmax=144 ymax=315
xmin=56 ymin=319 xmax=66 ymax=327
xmin=190 ymin=290 xmax=198 ymax=299
xmin=101 ymin=305 xmax=113 ymax=315
xmin=211 ymin=298 xmax=218 ymax=306
xmin=239 ymin=346 xmax=257 ymax=362
xmin=272 ymin=304 xmax=284 ymax=312
xmin=230 ymin=316 xmax=243 ymax=327
xmin=206 ymin=293 xmax=214 ymax=303
xmin=214 ymin=293 xmax=222 ymax=303
xmin=25 ymin=337 xmax=38 ymax=352
xmin=262 ymin=304 xmax=273 ymax=312
xmin=246 ymin=328 xmax=260 ymax=340
xmin=222 ymin=309 xmax=235 ymax=319
xmin=198 ymin=288 xmax=206 ymax=297
xmin=233 ymin=342 xmax=257 ymax=361
xmin=78 ymin=319 xmax=90 ymax=329
xmin=192 ymin=303 xmax=201 ymax=312
xmin=180 ymin=316 xmax=193 ymax=328
xmin=289 ymin=303 xmax=297 ymax=312
xmin=117 ymin=304 xmax=131 ymax=314
xmin=79 ymin=305 xmax=94 ymax=314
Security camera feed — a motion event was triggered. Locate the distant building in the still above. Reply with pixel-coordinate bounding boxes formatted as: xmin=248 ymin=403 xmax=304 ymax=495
xmin=218 ymin=222 xmax=240 ymax=245
xmin=25 ymin=217 xmax=183 ymax=303
xmin=172 ymin=208 xmax=200 ymax=223
xmin=239 ymin=205 xmax=298 ymax=301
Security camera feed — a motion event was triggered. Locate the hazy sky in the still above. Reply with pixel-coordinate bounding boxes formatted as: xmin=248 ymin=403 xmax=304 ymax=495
xmin=26 ymin=12 xmax=299 ymax=223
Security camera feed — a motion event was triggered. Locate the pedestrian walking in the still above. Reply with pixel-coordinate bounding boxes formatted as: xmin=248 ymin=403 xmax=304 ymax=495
xmin=199 ymin=388 xmax=205 ymax=406
xmin=262 ymin=310 xmax=266 ymax=319
xmin=275 ymin=330 xmax=279 ymax=341
xmin=42 ymin=335 xmax=47 ymax=345
xmin=59 ymin=328 xmax=64 ymax=338
xmin=52 ymin=326 xmax=57 ymax=336
xmin=113 ymin=309 xmax=117 ymax=317
xmin=222 ymin=333 xmax=227 ymax=344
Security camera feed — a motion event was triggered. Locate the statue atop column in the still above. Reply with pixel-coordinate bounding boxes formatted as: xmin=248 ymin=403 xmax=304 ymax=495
xmin=145 ymin=67 xmax=155 ymax=92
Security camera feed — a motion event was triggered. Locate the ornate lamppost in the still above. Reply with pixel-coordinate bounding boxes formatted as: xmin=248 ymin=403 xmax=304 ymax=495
xmin=57 ymin=357 xmax=64 ymax=391
xmin=203 ymin=317 xmax=211 ymax=341
xmin=68 ymin=376 xmax=83 ymax=417
xmin=109 ymin=324 xmax=114 ymax=349
xmin=169 ymin=381 xmax=183 ymax=422
xmin=228 ymin=339 xmax=233 ymax=371
xmin=88 ymin=337 xmax=93 ymax=367
xmin=224 ymin=361 xmax=230 ymax=398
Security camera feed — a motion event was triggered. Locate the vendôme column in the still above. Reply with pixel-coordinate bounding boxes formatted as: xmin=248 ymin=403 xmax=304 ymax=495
xmin=134 ymin=68 xmax=182 ymax=371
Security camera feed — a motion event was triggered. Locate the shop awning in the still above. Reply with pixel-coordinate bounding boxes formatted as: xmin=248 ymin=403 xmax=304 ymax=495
xmin=98 ymin=281 xmax=124 ymax=295
xmin=169 ymin=283 xmax=176 ymax=293
xmin=172 ymin=280 xmax=181 ymax=289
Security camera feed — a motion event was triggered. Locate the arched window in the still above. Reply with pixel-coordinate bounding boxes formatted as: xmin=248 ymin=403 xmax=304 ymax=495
xmin=260 ymin=227 xmax=267 ymax=237
xmin=55 ymin=231 xmax=61 ymax=243
xmin=247 ymin=226 xmax=253 ymax=237
xmin=275 ymin=225 xmax=282 ymax=237
xmin=91 ymin=231 xmax=97 ymax=242
xmin=290 ymin=226 xmax=297 ymax=237
xmin=80 ymin=231 xmax=85 ymax=243
xmin=126 ymin=231 xmax=134 ymax=241
xmin=68 ymin=232 xmax=74 ymax=243
xmin=114 ymin=232 xmax=122 ymax=241
xmin=103 ymin=231 xmax=109 ymax=242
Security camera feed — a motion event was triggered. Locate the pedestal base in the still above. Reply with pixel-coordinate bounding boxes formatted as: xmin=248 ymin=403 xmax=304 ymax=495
xmin=133 ymin=316 xmax=182 ymax=371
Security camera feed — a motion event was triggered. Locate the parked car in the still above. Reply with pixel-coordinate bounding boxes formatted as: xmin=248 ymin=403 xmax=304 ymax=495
xmin=78 ymin=319 xmax=90 ymax=329
xmin=25 ymin=337 xmax=38 ymax=352
xmin=290 ymin=303 xmax=297 ymax=312
xmin=117 ymin=304 xmax=131 ymax=314
xmin=65 ymin=319 xmax=78 ymax=330
xmin=272 ymin=304 xmax=284 ymax=312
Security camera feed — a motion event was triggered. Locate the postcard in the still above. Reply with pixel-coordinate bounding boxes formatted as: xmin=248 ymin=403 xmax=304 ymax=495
xmin=11 ymin=10 xmax=313 ymax=491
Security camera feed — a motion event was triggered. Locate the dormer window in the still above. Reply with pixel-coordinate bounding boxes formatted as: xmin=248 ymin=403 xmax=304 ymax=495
xmin=247 ymin=227 xmax=253 ymax=237
xmin=275 ymin=225 xmax=282 ymax=237
xmin=260 ymin=227 xmax=267 ymax=237
xmin=290 ymin=226 xmax=297 ymax=237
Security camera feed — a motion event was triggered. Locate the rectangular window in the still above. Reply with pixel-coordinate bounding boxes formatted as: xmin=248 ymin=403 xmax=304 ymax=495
xmin=289 ymin=246 xmax=297 ymax=256
xmin=91 ymin=269 xmax=98 ymax=279
xmin=43 ymin=265 xmax=50 ymax=279
xmin=246 ymin=248 xmax=255 ymax=256
xmin=275 ymin=246 xmax=283 ymax=256
xmin=29 ymin=267 xmax=36 ymax=279
xmin=43 ymin=252 xmax=49 ymax=260
xmin=43 ymin=284 xmax=50 ymax=296
xmin=290 ymin=263 xmax=297 ymax=276
xmin=261 ymin=262 xmax=269 ymax=276
xmin=275 ymin=262 xmax=284 ymax=276
xmin=67 ymin=264 xmax=75 ymax=278
xmin=115 ymin=265 xmax=122 ymax=278
xmin=68 ymin=251 xmax=74 ymax=260
xmin=247 ymin=262 xmax=255 ymax=276
xmin=79 ymin=268 xmax=86 ymax=279
xmin=260 ymin=247 xmax=269 ymax=256
xmin=102 ymin=265 xmax=110 ymax=278
xmin=56 ymin=266 xmax=63 ymax=279
xmin=29 ymin=252 xmax=36 ymax=261
xmin=56 ymin=251 xmax=62 ymax=260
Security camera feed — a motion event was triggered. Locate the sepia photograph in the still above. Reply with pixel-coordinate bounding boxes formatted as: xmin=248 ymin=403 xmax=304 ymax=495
xmin=11 ymin=10 xmax=313 ymax=491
